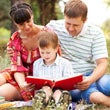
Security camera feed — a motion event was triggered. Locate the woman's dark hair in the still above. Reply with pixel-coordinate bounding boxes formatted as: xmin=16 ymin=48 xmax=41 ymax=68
xmin=10 ymin=2 xmax=33 ymax=24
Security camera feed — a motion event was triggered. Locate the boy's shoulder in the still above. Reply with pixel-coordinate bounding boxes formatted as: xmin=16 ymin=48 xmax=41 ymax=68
xmin=58 ymin=56 xmax=71 ymax=64
xmin=33 ymin=58 xmax=43 ymax=65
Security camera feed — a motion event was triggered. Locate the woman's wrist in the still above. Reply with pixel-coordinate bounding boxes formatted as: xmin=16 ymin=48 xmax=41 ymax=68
xmin=19 ymin=81 xmax=28 ymax=88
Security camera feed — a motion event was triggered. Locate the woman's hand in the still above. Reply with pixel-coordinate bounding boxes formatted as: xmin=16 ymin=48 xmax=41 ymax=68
xmin=74 ymin=76 xmax=93 ymax=90
xmin=7 ymin=46 xmax=14 ymax=58
xmin=19 ymin=81 xmax=36 ymax=92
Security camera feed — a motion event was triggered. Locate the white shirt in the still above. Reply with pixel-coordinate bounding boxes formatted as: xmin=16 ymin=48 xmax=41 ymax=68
xmin=33 ymin=55 xmax=74 ymax=80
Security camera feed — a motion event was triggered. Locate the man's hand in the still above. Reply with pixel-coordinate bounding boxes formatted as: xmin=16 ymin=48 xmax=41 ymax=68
xmin=74 ymin=76 xmax=93 ymax=90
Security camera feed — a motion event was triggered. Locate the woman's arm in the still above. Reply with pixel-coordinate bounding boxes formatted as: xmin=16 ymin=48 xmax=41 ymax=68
xmin=14 ymin=72 xmax=28 ymax=88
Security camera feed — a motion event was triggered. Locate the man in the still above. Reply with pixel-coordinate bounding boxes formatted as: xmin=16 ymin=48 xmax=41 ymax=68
xmin=46 ymin=0 xmax=110 ymax=106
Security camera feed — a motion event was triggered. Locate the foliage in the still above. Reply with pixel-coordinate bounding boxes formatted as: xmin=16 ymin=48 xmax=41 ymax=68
xmin=0 ymin=54 xmax=10 ymax=70
xmin=102 ymin=19 xmax=110 ymax=37
xmin=0 ymin=27 xmax=10 ymax=57
xmin=0 ymin=0 xmax=11 ymax=29
xmin=30 ymin=0 xmax=41 ymax=25
xmin=103 ymin=0 xmax=110 ymax=6
xmin=0 ymin=27 xmax=10 ymax=40
xmin=101 ymin=20 xmax=110 ymax=73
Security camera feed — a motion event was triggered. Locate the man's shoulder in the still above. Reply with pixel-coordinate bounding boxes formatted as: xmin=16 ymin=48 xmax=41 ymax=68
xmin=85 ymin=22 xmax=103 ymax=35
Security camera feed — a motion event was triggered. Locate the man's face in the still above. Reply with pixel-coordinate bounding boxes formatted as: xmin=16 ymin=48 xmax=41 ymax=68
xmin=64 ymin=16 xmax=86 ymax=36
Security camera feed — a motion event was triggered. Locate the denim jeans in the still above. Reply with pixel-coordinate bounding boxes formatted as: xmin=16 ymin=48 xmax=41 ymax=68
xmin=70 ymin=71 xmax=110 ymax=103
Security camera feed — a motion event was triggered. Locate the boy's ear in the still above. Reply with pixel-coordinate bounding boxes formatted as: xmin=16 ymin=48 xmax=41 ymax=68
xmin=55 ymin=46 xmax=59 ymax=52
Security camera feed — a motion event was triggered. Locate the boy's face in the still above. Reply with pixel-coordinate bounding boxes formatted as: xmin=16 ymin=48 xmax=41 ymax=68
xmin=39 ymin=46 xmax=58 ymax=65
xmin=64 ymin=16 xmax=86 ymax=36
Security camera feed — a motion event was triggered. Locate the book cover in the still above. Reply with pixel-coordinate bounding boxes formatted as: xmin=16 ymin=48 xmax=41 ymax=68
xmin=26 ymin=74 xmax=83 ymax=90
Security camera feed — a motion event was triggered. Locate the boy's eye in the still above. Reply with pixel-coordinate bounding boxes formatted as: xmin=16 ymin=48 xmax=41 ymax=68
xmin=46 ymin=52 xmax=50 ymax=54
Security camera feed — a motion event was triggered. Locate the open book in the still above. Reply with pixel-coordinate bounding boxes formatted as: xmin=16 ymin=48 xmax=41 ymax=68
xmin=26 ymin=74 xmax=83 ymax=91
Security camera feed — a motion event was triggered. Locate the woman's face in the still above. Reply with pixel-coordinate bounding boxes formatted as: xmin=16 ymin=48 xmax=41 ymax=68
xmin=15 ymin=16 xmax=34 ymax=34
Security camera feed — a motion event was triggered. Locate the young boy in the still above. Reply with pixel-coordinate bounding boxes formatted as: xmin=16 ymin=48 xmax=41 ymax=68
xmin=33 ymin=30 xmax=74 ymax=109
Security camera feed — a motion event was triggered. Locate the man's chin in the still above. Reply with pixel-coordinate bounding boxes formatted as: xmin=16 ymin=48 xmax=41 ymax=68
xmin=69 ymin=33 xmax=77 ymax=36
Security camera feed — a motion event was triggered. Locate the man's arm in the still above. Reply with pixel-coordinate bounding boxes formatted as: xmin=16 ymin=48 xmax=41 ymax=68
xmin=75 ymin=58 xmax=108 ymax=90
xmin=90 ymin=58 xmax=108 ymax=83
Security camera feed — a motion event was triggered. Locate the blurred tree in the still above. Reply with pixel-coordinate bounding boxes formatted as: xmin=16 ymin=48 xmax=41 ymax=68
xmin=37 ymin=0 xmax=58 ymax=25
xmin=103 ymin=0 xmax=110 ymax=6
xmin=102 ymin=0 xmax=110 ymax=35
xmin=0 ymin=0 xmax=63 ymax=34
xmin=30 ymin=0 xmax=63 ymax=25
xmin=0 ymin=0 xmax=11 ymax=29
xmin=102 ymin=19 xmax=110 ymax=36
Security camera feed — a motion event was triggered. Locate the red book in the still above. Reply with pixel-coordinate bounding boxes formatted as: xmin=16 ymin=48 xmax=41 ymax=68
xmin=26 ymin=74 xmax=83 ymax=91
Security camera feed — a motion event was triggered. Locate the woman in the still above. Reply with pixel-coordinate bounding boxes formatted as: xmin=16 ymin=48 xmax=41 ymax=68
xmin=0 ymin=2 xmax=47 ymax=101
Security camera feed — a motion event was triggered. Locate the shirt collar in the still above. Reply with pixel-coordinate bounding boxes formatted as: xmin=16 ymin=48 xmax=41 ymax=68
xmin=65 ymin=22 xmax=88 ymax=38
xmin=74 ymin=22 xmax=88 ymax=38
xmin=79 ymin=22 xmax=88 ymax=36
xmin=41 ymin=54 xmax=60 ymax=66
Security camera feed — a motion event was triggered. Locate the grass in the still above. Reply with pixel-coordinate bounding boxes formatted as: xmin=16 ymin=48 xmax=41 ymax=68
xmin=4 ymin=103 xmax=110 ymax=110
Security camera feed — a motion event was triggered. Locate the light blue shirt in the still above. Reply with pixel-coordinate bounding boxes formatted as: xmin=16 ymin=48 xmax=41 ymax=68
xmin=33 ymin=55 xmax=74 ymax=80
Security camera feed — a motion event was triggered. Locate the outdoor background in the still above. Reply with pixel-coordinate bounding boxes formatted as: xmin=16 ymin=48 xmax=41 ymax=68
xmin=0 ymin=0 xmax=110 ymax=73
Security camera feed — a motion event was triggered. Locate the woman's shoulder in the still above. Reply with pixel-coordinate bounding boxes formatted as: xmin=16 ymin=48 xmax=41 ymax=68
xmin=7 ymin=31 xmax=21 ymax=48
xmin=10 ymin=31 xmax=20 ymax=40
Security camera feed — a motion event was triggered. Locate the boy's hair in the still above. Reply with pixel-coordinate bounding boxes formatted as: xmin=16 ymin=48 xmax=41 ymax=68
xmin=10 ymin=2 xmax=33 ymax=24
xmin=64 ymin=0 xmax=87 ymax=21
xmin=37 ymin=31 xmax=58 ymax=49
